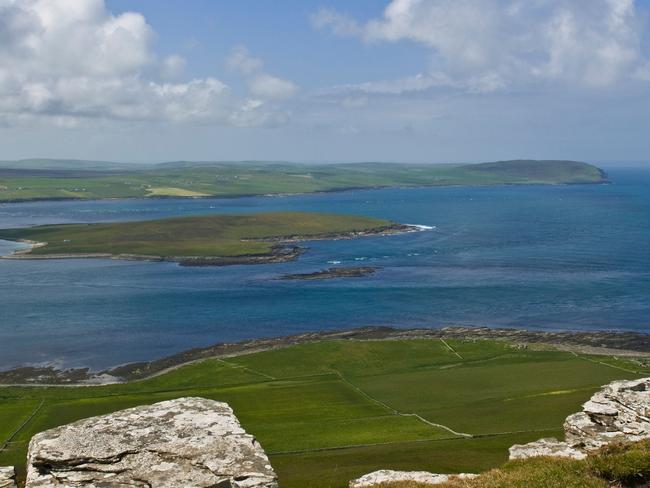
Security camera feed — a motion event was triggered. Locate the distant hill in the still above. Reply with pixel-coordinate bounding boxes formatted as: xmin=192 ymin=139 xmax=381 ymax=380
xmin=0 ymin=159 xmax=144 ymax=171
xmin=462 ymin=159 xmax=607 ymax=184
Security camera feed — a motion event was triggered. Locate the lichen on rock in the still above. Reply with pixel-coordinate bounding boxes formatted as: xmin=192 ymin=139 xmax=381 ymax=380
xmin=25 ymin=397 xmax=277 ymax=487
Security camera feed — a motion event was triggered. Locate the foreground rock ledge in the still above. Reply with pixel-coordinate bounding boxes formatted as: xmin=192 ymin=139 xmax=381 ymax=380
xmin=26 ymin=397 xmax=277 ymax=488
xmin=510 ymin=377 xmax=650 ymax=460
xmin=349 ymin=470 xmax=477 ymax=487
xmin=0 ymin=467 xmax=16 ymax=488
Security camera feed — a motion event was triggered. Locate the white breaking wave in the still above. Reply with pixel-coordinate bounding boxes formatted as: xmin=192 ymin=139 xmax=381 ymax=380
xmin=406 ymin=224 xmax=436 ymax=231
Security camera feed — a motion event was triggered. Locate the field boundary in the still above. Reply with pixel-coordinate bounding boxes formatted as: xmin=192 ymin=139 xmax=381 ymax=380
xmin=267 ymin=427 xmax=561 ymax=456
xmin=0 ymin=399 xmax=44 ymax=453
xmin=570 ymin=352 xmax=642 ymax=374
xmin=332 ymin=370 xmax=473 ymax=438
xmin=215 ymin=358 xmax=277 ymax=380
xmin=440 ymin=338 xmax=464 ymax=359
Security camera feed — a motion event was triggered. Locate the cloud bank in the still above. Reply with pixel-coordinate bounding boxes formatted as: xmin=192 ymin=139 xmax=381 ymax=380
xmin=313 ymin=0 xmax=647 ymax=94
xmin=0 ymin=0 xmax=297 ymax=127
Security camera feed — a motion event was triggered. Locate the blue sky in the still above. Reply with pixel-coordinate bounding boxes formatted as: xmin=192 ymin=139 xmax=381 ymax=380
xmin=105 ymin=1 xmax=430 ymax=88
xmin=0 ymin=0 xmax=649 ymax=163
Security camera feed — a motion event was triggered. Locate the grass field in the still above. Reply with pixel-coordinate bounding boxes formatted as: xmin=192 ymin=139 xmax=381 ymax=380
xmin=0 ymin=211 xmax=393 ymax=258
xmin=0 ymin=339 xmax=646 ymax=487
xmin=0 ymin=160 xmax=606 ymax=202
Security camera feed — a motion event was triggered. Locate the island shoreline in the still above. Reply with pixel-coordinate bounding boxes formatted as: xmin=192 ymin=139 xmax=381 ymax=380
xmin=0 ymin=223 xmax=421 ymax=266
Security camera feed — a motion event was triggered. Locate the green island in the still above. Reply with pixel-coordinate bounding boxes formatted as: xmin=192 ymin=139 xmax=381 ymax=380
xmin=0 ymin=212 xmax=405 ymax=265
xmin=1 ymin=335 xmax=649 ymax=487
xmin=0 ymin=159 xmax=607 ymax=202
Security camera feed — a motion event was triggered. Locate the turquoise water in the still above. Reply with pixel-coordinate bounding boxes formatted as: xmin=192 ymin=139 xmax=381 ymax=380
xmin=1 ymin=167 xmax=649 ymax=370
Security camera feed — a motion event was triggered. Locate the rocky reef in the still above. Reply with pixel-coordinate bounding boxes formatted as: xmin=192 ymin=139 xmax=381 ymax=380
xmin=281 ymin=266 xmax=377 ymax=280
xmin=510 ymin=377 xmax=650 ymax=460
xmin=24 ymin=397 xmax=277 ymax=487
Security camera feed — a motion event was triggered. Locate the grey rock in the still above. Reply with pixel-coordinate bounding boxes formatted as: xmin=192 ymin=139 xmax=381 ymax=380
xmin=25 ymin=397 xmax=277 ymax=487
xmin=564 ymin=377 xmax=650 ymax=450
xmin=349 ymin=470 xmax=476 ymax=487
xmin=510 ymin=377 xmax=650 ymax=460
xmin=0 ymin=467 xmax=16 ymax=488
xmin=509 ymin=438 xmax=586 ymax=460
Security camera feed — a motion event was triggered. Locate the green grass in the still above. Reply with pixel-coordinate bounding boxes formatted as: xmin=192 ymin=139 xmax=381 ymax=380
xmin=0 ymin=339 xmax=646 ymax=487
xmin=0 ymin=211 xmax=392 ymax=258
xmin=0 ymin=160 xmax=606 ymax=202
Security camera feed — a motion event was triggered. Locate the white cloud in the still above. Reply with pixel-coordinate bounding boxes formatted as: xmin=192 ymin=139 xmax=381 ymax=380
xmin=333 ymin=73 xmax=453 ymax=95
xmin=227 ymin=45 xmax=298 ymax=100
xmin=634 ymin=61 xmax=650 ymax=81
xmin=314 ymin=0 xmax=648 ymax=91
xmin=161 ymin=55 xmax=187 ymax=80
xmin=0 ymin=0 xmax=292 ymax=127
xmin=536 ymin=0 xmax=641 ymax=87
xmin=228 ymin=98 xmax=290 ymax=128
xmin=340 ymin=96 xmax=368 ymax=109
xmin=324 ymin=71 xmax=507 ymax=100
xmin=227 ymin=45 xmax=264 ymax=75
xmin=310 ymin=8 xmax=361 ymax=37
xmin=249 ymin=74 xmax=298 ymax=100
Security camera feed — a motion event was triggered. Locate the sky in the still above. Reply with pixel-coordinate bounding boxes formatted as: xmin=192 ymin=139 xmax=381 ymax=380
xmin=0 ymin=0 xmax=649 ymax=164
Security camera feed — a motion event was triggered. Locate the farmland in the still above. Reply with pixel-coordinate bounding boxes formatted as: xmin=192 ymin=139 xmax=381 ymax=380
xmin=0 ymin=338 xmax=645 ymax=487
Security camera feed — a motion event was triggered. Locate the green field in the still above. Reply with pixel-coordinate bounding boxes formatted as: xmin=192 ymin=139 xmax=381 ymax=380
xmin=0 ymin=211 xmax=393 ymax=258
xmin=0 ymin=339 xmax=645 ymax=487
xmin=0 ymin=160 xmax=607 ymax=202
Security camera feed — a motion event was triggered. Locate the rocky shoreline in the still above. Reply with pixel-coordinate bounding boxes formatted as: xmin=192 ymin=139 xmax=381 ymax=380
xmin=2 ymin=325 xmax=650 ymax=386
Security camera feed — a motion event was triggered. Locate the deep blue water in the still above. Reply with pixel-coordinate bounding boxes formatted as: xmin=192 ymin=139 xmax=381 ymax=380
xmin=1 ymin=168 xmax=649 ymax=370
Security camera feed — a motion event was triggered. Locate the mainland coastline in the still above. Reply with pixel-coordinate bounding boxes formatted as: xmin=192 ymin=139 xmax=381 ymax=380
xmin=2 ymin=325 xmax=649 ymax=386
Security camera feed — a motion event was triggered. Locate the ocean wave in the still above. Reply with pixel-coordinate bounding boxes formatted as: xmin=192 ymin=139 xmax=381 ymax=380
xmin=406 ymin=224 xmax=436 ymax=231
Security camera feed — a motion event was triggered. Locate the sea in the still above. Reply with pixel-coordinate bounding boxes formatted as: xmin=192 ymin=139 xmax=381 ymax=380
xmin=0 ymin=167 xmax=648 ymax=370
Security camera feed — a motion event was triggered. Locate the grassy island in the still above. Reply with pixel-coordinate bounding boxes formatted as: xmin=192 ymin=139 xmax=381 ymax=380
xmin=0 ymin=336 xmax=648 ymax=487
xmin=0 ymin=211 xmax=405 ymax=264
xmin=0 ymin=159 xmax=607 ymax=202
